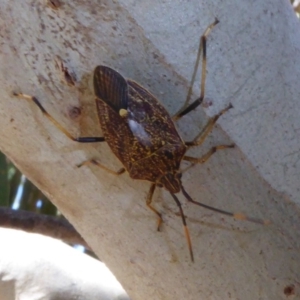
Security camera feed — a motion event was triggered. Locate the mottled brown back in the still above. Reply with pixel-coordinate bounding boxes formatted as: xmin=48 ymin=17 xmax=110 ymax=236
xmin=94 ymin=66 xmax=186 ymax=182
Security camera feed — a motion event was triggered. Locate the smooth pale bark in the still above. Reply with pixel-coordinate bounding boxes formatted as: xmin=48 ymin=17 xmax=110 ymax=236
xmin=0 ymin=0 xmax=299 ymax=299
xmin=0 ymin=228 xmax=129 ymax=300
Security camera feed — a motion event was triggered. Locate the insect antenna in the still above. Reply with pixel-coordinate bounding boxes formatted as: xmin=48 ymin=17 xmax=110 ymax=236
xmin=170 ymin=193 xmax=194 ymax=262
xmin=180 ymin=184 xmax=269 ymax=225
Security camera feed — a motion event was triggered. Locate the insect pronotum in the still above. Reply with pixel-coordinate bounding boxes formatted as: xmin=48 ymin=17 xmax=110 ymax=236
xmin=14 ymin=19 xmax=267 ymax=262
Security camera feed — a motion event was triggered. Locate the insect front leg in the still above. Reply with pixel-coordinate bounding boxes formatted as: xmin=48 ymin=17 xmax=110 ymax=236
xmin=146 ymin=184 xmax=163 ymax=231
xmin=13 ymin=93 xmax=105 ymax=143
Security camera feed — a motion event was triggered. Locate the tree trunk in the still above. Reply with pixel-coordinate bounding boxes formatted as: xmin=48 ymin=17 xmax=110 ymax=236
xmin=0 ymin=0 xmax=299 ymax=299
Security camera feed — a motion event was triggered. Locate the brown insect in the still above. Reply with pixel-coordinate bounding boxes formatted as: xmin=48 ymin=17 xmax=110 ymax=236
xmin=14 ymin=19 xmax=266 ymax=261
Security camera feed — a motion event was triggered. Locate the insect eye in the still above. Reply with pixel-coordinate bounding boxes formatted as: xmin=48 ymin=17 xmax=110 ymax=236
xmin=164 ymin=150 xmax=173 ymax=160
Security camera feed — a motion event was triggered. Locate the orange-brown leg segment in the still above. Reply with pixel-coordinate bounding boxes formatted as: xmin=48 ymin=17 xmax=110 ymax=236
xmin=77 ymin=159 xmax=125 ymax=175
xmin=183 ymin=144 xmax=235 ymax=165
xmin=13 ymin=93 xmax=105 ymax=143
xmin=173 ymin=18 xmax=219 ymax=121
xmin=185 ymin=103 xmax=233 ymax=148
xmin=146 ymin=184 xmax=163 ymax=231
xmin=170 ymin=193 xmax=194 ymax=262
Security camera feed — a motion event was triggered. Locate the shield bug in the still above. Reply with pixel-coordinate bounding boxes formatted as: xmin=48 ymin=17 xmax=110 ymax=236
xmin=14 ymin=19 xmax=267 ymax=261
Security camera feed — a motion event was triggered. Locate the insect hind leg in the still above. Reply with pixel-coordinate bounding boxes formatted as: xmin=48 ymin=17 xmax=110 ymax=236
xmin=173 ymin=18 xmax=219 ymax=121
xmin=13 ymin=92 xmax=105 ymax=143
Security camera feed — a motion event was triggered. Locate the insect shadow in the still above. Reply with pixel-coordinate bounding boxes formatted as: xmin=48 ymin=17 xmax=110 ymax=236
xmin=14 ymin=19 xmax=267 ymax=262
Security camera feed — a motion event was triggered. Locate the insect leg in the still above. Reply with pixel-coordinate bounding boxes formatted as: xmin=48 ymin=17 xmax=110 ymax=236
xmin=170 ymin=193 xmax=194 ymax=262
xmin=185 ymin=103 xmax=233 ymax=148
xmin=146 ymin=184 xmax=163 ymax=231
xmin=173 ymin=19 xmax=219 ymax=121
xmin=183 ymin=144 xmax=234 ymax=165
xmin=13 ymin=93 xmax=105 ymax=143
xmin=77 ymin=159 xmax=125 ymax=175
xmin=180 ymin=184 xmax=269 ymax=225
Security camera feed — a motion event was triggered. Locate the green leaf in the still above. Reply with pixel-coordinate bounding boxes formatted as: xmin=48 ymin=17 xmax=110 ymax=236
xmin=0 ymin=152 xmax=9 ymax=206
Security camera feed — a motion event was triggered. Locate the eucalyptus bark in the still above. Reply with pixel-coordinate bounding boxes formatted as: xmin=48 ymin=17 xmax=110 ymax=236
xmin=0 ymin=1 xmax=299 ymax=299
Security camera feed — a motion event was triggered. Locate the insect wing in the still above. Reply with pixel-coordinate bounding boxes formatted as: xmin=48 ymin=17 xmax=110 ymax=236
xmin=126 ymin=80 xmax=186 ymax=181
xmin=94 ymin=66 xmax=128 ymax=112
xmin=93 ymin=67 xmax=184 ymax=176
xmin=127 ymin=80 xmax=182 ymax=147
